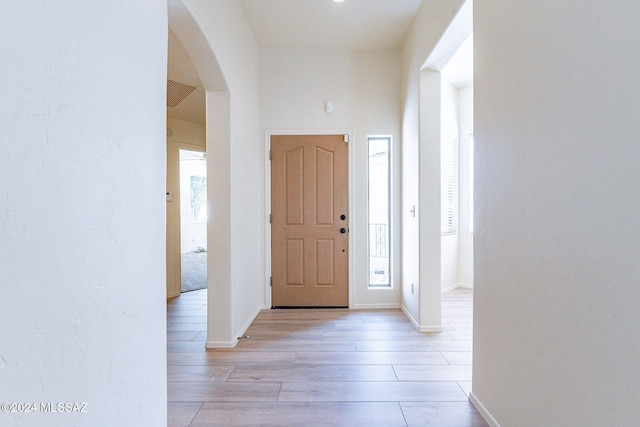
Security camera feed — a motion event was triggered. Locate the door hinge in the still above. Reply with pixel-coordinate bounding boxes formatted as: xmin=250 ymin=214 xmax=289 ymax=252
xmin=269 ymin=150 xmax=272 ymax=160
xmin=269 ymin=214 xmax=272 ymax=223
xmin=270 ymin=276 xmax=273 ymax=287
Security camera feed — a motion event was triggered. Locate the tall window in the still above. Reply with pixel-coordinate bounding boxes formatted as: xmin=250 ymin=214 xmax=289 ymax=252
xmin=368 ymin=136 xmax=391 ymax=288
xmin=441 ymin=129 xmax=458 ymax=235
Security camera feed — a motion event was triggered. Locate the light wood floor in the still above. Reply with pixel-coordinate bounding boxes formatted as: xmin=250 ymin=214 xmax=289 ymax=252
xmin=167 ymin=288 xmax=487 ymax=427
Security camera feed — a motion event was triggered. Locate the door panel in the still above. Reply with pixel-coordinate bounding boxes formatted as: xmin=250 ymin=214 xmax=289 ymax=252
xmin=271 ymin=135 xmax=348 ymax=307
xmin=316 ymin=239 xmax=335 ymax=286
xmin=285 ymin=238 xmax=305 ymax=287
xmin=315 ymin=147 xmax=334 ymax=225
xmin=285 ymin=147 xmax=304 ymax=225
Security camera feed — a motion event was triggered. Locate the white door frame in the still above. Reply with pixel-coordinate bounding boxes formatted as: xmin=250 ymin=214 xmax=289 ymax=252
xmin=264 ymin=129 xmax=355 ymax=309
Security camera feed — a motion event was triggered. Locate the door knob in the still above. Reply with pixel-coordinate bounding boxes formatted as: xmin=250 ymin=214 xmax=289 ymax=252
xmin=340 ymin=228 xmax=347 ymax=234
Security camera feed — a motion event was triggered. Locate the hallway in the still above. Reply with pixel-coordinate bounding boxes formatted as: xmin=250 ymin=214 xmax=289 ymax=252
xmin=167 ymin=289 xmax=486 ymax=426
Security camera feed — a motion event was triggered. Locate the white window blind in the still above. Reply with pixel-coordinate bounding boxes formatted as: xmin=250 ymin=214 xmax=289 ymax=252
xmin=441 ymin=129 xmax=458 ymax=235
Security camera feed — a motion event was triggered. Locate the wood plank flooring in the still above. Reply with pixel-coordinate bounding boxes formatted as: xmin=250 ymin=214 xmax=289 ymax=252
xmin=167 ymin=288 xmax=488 ymax=427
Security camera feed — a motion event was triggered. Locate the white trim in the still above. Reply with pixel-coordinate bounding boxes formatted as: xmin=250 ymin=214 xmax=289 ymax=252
xmin=235 ymin=305 xmax=263 ymax=340
xmin=205 ymin=304 xmax=263 ymax=349
xmin=419 ymin=325 xmax=444 ymax=333
xmin=264 ymin=129 xmax=355 ymax=309
xmin=366 ymin=134 xmax=394 ymax=290
xmin=351 ymin=303 xmax=401 ymax=310
xmin=401 ymin=305 xmax=419 ymax=329
xmin=469 ymin=392 xmax=501 ymax=427
xmin=205 ymin=340 xmax=237 ymax=349
xmin=402 ymin=305 xmax=444 ymax=332
xmin=264 ymin=133 xmax=272 ymax=308
xmin=441 ymin=283 xmax=474 ymax=294
xmin=441 ymin=284 xmax=459 ymax=294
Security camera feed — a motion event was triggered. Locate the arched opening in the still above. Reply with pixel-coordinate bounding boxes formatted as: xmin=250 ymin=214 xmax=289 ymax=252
xmin=417 ymin=0 xmax=472 ymax=331
xmin=166 ymin=28 xmax=207 ymax=297
xmin=167 ymin=0 xmax=234 ymax=346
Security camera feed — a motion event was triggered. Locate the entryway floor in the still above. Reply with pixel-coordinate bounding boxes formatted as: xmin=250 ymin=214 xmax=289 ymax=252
xmin=167 ymin=288 xmax=487 ymax=426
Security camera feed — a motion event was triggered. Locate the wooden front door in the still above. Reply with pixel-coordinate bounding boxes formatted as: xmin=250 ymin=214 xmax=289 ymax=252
xmin=271 ymin=135 xmax=349 ymax=307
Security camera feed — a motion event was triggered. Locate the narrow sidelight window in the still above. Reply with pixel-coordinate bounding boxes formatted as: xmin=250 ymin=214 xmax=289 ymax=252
xmin=368 ymin=136 xmax=392 ymax=288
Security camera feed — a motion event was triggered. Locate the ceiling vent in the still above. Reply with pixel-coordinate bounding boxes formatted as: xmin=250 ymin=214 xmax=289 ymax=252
xmin=167 ymin=79 xmax=197 ymax=107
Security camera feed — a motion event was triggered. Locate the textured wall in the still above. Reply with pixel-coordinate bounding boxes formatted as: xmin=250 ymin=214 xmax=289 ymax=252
xmin=472 ymin=1 xmax=640 ymax=425
xmin=0 ymin=1 xmax=167 ymax=426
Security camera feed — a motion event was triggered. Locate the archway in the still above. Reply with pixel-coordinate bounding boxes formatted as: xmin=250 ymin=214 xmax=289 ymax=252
xmin=168 ymin=0 xmax=233 ymax=346
xmin=417 ymin=0 xmax=472 ymax=330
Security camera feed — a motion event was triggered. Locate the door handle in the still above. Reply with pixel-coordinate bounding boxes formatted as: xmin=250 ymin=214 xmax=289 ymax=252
xmin=340 ymin=228 xmax=347 ymax=234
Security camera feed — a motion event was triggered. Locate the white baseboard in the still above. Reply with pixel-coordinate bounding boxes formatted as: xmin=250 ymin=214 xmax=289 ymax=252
xmin=469 ymin=392 xmax=500 ymax=427
xmin=205 ymin=305 xmax=264 ymax=349
xmin=205 ymin=339 xmax=237 ymax=349
xmin=400 ymin=305 xmax=419 ymax=329
xmin=351 ymin=303 xmax=401 ymax=309
xmin=441 ymin=284 xmax=459 ymax=294
xmin=235 ymin=305 xmax=264 ymax=340
xmin=400 ymin=305 xmax=443 ymax=332
xmin=418 ymin=325 xmax=444 ymax=332
xmin=442 ymin=283 xmax=474 ymax=294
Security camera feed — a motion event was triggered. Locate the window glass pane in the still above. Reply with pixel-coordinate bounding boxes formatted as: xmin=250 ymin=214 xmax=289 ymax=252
xmin=368 ymin=137 xmax=391 ymax=287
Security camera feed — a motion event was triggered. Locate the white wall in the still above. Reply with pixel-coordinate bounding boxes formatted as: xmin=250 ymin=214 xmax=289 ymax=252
xmin=260 ymin=48 xmax=402 ymax=308
xmin=472 ymin=2 xmax=640 ymax=425
xmin=168 ymin=117 xmax=206 ymax=144
xmin=401 ymin=0 xmax=467 ymax=328
xmin=457 ymin=85 xmax=473 ymax=287
xmin=179 ymin=0 xmax=263 ymax=345
xmin=418 ymin=70 xmax=444 ymax=329
xmin=0 ymin=1 xmax=167 ymax=426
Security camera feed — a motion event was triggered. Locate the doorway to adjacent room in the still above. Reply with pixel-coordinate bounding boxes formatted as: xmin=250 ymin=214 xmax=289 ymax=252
xmin=179 ymin=148 xmax=208 ymax=292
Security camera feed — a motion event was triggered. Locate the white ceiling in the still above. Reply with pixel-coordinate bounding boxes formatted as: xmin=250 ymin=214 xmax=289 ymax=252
xmin=442 ymin=35 xmax=473 ymax=88
xmin=167 ymin=0 xmax=472 ymax=125
xmin=167 ymin=30 xmax=206 ymax=125
xmin=239 ymin=0 xmax=424 ymax=51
